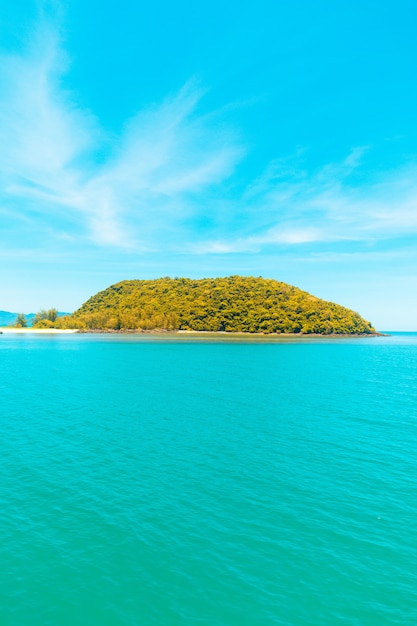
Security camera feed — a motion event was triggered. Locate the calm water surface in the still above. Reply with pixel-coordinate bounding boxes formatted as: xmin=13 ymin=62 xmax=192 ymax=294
xmin=0 ymin=332 xmax=416 ymax=625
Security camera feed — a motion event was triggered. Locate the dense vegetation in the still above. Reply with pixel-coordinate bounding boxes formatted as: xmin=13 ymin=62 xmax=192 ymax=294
xmin=31 ymin=308 xmax=59 ymax=328
xmin=55 ymin=276 xmax=375 ymax=334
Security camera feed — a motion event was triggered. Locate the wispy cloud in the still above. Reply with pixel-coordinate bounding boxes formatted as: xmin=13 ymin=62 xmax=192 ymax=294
xmin=2 ymin=13 xmax=417 ymax=261
xmin=0 ymin=19 xmax=243 ymax=249
xmin=195 ymin=150 xmax=417 ymax=254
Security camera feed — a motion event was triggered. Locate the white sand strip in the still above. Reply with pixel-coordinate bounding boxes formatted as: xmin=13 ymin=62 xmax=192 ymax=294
xmin=0 ymin=328 xmax=78 ymax=334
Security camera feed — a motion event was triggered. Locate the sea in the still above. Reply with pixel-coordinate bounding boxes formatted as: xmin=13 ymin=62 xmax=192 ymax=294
xmin=0 ymin=332 xmax=416 ymax=625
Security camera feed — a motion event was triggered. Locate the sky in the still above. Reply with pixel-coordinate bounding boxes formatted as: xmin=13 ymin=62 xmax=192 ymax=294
xmin=1 ymin=0 xmax=416 ymax=329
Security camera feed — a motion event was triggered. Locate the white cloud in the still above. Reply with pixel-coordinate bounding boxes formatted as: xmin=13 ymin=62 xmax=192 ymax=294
xmin=0 ymin=23 xmax=243 ymax=248
xmin=195 ymin=151 xmax=417 ymax=254
xmin=1 ymin=14 xmax=417 ymax=260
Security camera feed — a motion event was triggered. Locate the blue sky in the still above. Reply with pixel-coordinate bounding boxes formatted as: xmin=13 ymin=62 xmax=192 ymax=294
xmin=1 ymin=0 xmax=416 ymax=329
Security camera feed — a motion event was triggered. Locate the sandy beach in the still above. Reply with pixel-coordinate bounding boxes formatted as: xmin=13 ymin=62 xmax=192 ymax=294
xmin=0 ymin=328 xmax=78 ymax=334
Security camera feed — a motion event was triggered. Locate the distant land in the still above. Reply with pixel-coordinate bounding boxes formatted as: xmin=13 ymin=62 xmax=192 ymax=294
xmin=49 ymin=276 xmax=376 ymax=335
xmin=0 ymin=311 xmax=70 ymax=327
xmin=0 ymin=311 xmax=37 ymax=326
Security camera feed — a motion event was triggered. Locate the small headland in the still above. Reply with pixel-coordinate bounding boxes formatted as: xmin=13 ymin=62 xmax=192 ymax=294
xmin=57 ymin=276 xmax=377 ymax=336
xmin=9 ymin=276 xmax=379 ymax=337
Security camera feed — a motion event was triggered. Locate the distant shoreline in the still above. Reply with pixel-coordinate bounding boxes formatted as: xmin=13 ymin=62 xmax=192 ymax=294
xmin=0 ymin=328 xmax=78 ymax=334
xmin=74 ymin=329 xmax=387 ymax=338
xmin=0 ymin=328 xmax=386 ymax=337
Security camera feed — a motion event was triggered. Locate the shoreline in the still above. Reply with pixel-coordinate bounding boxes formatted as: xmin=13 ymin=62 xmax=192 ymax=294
xmin=0 ymin=328 xmax=79 ymax=334
xmin=0 ymin=328 xmax=387 ymax=338
xmin=74 ymin=329 xmax=387 ymax=338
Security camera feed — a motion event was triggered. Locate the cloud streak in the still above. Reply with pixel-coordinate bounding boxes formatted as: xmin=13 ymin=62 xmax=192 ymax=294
xmin=194 ymin=151 xmax=417 ymax=254
xmin=0 ymin=21 xmax=243 ymax=249
xmin=1 ymin=14 xmax=417 ymax=261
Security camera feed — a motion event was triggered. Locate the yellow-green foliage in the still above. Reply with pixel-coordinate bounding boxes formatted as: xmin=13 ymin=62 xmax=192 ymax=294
xmin=57 ymin=276 xmax=375 ymax=334
xmin=32 ymin=308 xmax=59 ymax=328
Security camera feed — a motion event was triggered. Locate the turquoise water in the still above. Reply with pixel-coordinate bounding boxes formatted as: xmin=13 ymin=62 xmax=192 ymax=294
xmin=1 ymin=332 xmax=416 ymax=625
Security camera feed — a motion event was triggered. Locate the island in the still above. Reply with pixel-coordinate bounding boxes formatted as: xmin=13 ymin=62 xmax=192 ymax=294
xmin=50 ymin=276 xmax=376 ymax=335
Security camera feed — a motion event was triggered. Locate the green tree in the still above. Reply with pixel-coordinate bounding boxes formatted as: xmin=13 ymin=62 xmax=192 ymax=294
xmin=32 ymin=308 xmax=59 ymax=327
xmin=47 ymin=308 xmax=58 ymax=322
xmin=14 ymin=313 xmax=28 ymax=327
xmin=32 ymin=309 xmax=48 ymax=326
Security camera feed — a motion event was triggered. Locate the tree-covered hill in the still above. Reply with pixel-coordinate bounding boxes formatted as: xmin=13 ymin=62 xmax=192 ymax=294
xmin=56 ymin=276 xmax=376 ymax=334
